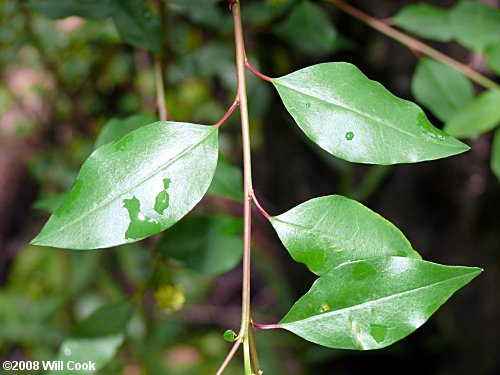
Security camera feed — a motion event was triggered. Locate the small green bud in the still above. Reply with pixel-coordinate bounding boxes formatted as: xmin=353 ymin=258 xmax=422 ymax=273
xmin=223 ymin=329 xmax=237 ymax=342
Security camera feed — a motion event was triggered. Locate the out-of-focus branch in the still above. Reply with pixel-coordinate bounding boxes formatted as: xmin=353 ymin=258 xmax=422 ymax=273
xmin=327 ymin=0 xmax=498 ymax=89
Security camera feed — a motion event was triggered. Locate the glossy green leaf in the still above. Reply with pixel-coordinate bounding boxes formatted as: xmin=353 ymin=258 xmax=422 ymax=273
xmin=274 ymin=2 xmax=336 ymax=56
xmin=158 ymin=215 xmax=243 ymax=275
xmin=491 ymin=128 xmax=500 ymax=182
xmin=26 ymin=0 xmax=113 ymax=20
xmin=392 ymin=3 xmax=453 ymax=42
xmin=270 ymin=195 xmax=420 ymax=275
xmin=411 ymin=58 xmax=474 ymax=122
xmin=450 ymin=0 xmax=500 ymax=52
xmin=274 ymin=62 xmax=469 ymax=164
xmin=111 ymin=0 xmax=163 ymax=53
xmin=279 ymin=257 xmax=481 ymax=350
xmin=207 ymin=157 xmax=243 ymax=202
xmin=444 ymin=89 xmax=500 ymax=138
xmin=94 ymin=114 xmax=157 ymax=149
xmin=49 ymin=301 xmax=133 ymax=374
xmin=485 ymin=43 xmax=500 ymax=76
xmin=31 ymin=122 xmax=219 ymax=249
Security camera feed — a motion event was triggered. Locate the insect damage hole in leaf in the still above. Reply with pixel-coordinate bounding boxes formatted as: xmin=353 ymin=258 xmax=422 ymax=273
xmin=31 ymin=122 xmax=219 ymax=249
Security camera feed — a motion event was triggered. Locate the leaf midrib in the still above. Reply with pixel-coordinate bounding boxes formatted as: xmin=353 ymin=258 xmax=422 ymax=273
xmin=37 ymin=127 xmax=217 ymax=242
xmin=275 ymin=79 xmax=461 ymax=149
xmin=281 ymin=271 xmax=475 ymax=326
xmin=271 ymin=216 xmax=412 ymax=258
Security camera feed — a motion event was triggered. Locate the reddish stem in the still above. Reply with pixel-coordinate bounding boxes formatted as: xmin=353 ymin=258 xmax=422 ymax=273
xmin=251 ymin=192 xmax=271 ymax=220
xmin=215 ymin=97 xmax=239 ymax=128
xmin=245 ymin=60 xmax=273 ymax=83
xmin=252 ymin=322 xmax=281 ymax=330
xmin=215 ymin=339 xmax=242 ymax=375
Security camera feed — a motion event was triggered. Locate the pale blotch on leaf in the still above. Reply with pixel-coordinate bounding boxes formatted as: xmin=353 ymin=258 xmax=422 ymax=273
xmin=123 ymin=196 xmax=161 ymax=240
xmin=320 ymin=303 xmax=330 ymax=313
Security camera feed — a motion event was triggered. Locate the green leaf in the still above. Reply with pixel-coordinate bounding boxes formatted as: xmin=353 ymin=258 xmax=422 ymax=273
xmin=111 ymin=0 xmax=163 ymax=53
xmin=207 ymin=157 xmax=243 ymax=202
xmin=279 ymin=257 xmax=481 ymax=350
xmin=450 ymin=0 xmax=500 ymax=52
xmin=444 ymin=89 xmax=500 ymax=138
xmin=49 ymin=301 xmax=133 ymax=374
xmin=274 ymin=2 xmax=336 ymax=56
xmin=169 ymin=0 xmax=231 ymax=33
xmin=274 ymin=62 xmax=469 ymax=164
xmin=485 ymin=43 xmax=500 ymax=76
xmin=158 ymin=215 xmax=243 ymax=275
xmin=31 ymin=122 xmax=219 ymax=250
xmin=491 ymin=128 xmax=500 ymax=182
xmin=26 ymin=0 xmax=113 ymax=20
xmin=94 ymin=114 xmax=157 ymax=149
xmin=411 ymin=58 xmax=474 ymax=122
xmin=392 ymin=3 xmax=453 ymax=42
xmin=270 ymin=195 xmax=420 ymax=275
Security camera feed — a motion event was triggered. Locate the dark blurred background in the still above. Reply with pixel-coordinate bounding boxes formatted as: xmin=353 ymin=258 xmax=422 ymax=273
xmin=0 ymin=0 xmax=499 ymax=374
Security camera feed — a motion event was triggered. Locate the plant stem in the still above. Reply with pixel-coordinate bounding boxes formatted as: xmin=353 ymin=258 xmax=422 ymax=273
xmin=215 ymin=339 xmax=243 ymax=375
xmin=153 ymin=0 xmax=169 ymax=120
xmin=327 ymin=0 xmax=498 ymax=90
xmin=154 ymin=56 xmax=168 ymax=120
xmin=232 ymin=0 xmax=256 ymax=373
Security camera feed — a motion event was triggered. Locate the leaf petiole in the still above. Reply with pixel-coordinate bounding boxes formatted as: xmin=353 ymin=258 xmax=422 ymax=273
xmin=215 ymin=97 xmax=240 ymax=128
xmin=245 ymin=60 xmax=273 ymax=83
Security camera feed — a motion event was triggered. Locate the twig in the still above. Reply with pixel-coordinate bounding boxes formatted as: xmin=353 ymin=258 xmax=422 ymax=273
xmin=215 ymin=339 xmax=243 ymax=375
xmin=154 ymin=56 xmax=168 ymax=121
xmin=327 ymin=0 xmax=498 ymax=89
